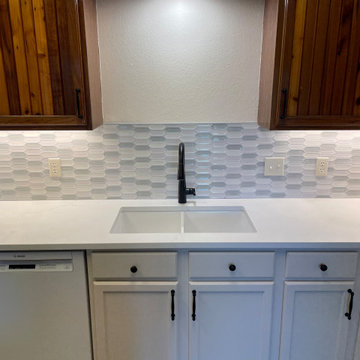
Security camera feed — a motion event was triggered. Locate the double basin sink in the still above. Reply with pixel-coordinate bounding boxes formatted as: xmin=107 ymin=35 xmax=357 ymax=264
xmin=111 ymin=206 xmax=256 ymax=234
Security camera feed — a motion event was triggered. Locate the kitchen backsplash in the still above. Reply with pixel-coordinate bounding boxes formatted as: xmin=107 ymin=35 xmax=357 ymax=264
xmin=1 ymin=123 xmax=360 ymax=200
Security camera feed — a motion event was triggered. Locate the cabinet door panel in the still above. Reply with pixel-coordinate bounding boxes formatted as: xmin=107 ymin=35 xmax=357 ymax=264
xmin=280 ymin=281 xmax=354 ymax=360
xmin=284 ymin=0 xmax=360 ymax=122
xmin=189 ymin=282 xmax=273 ymax=360
xmin=259 ymin=0 xmax=360 ymax=129
xmin=93 ymin=281 xmax=178 ymax=360
xmin=0 ymin=0 xmax=90 ymax=128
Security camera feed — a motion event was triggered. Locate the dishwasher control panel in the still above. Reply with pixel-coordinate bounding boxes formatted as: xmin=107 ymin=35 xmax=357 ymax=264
xmin=0 ymin=261 xmax=73 ymax=272
xmin=0 ymin=252 xmax=74 ymax=272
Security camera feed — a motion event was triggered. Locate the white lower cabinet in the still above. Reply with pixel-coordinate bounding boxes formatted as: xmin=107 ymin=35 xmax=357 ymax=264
xmin=189 ymin=282 xmax=274 ymax=360
xmin=280 ymin=282 xmax=355 ymax=360
xmin=88 ymin=251 xmax=360 ymax=360
xmin=92 ymin=282 xmax=178 ymax=360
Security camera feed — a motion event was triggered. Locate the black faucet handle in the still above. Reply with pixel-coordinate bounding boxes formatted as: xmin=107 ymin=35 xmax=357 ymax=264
xmin=186 ymin=188 xmax=196 ymax=196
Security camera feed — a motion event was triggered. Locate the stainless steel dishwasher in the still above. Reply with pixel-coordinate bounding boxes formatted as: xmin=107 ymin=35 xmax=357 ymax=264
xmin=0 ymin=251 xmax=92 ymax=360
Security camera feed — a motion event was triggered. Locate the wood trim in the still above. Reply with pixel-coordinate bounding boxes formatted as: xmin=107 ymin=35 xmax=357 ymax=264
xmin=0 ymin=114 xmax=88 ymax=130
xmin=79 ymin=0 xmax=102 ymax=129
xmin=277 ymin=115 xmax=360 ymax=129
xmin=258 ymin=0 xmax=285 ymax=129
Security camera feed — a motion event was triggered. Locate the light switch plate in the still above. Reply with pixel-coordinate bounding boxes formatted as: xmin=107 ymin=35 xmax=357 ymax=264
xmin=264 ymin=157 xmax=285 ymax=176
xmin=48 ymin=158 xmax=62 ymax=178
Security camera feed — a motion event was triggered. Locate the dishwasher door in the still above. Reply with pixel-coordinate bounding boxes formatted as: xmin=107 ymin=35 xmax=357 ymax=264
xmin=0 ymin=251 xmax=92 ymax=360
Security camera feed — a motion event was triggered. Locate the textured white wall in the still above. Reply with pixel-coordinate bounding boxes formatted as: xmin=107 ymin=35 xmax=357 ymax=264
xmin=97 ymin=0 xmax=265 ymax=124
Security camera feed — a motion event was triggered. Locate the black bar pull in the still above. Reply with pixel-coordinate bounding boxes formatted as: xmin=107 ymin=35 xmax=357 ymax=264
xmin=345 ymin=289 xmax=355 ymax=320
xmin=192 ymin=290 xmax=197 ymax=321
xmin=280 ymin=88 xmax=288 ymax=119
xmin=75 ymin=88 xmax=83 ymax=119
xmin=171 ymin=290 xmax=175 ymax=321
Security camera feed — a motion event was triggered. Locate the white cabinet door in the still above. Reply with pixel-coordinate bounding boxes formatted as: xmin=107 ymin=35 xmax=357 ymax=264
xmin=92 ymin=281 xmax=178 ymax=360
xmin=280 ymin=282 xmax=355 ymax=360
xmin=189 ymin=282 xmax=274 ymax=360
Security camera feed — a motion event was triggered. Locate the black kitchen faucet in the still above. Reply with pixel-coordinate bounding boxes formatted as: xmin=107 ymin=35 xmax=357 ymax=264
xmin=177 ymin=142 xmax=196 ymax=204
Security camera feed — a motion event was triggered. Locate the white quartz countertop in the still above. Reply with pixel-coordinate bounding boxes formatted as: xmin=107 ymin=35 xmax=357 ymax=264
xmin=0 ymin=199 xmax=360 ymax=250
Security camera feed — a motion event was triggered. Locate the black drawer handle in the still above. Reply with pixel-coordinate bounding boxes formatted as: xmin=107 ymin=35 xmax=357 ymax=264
xmin=192 ymin=290 xmax=197 ymax=321
xmin=319 ymin=264 xmax=328 ymax=272
xmin=75 ymin=88 xmax=83 ymax=119
xmin=280 ymin=88 xmax=288 ymax=119
xmin=130 ymin=265 xmax=138 ymax=273
xmin=229 ymin=263 xmax=236 ymax=272
xmin=171 ymin=290 xmax=175 ymax=321
xmin=345 ymin=289 xmax=354 ymax=320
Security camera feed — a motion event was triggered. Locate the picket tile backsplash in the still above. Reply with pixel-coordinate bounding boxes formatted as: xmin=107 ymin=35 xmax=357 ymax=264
xmin=1 ymin=123 xmax=360 ymax=200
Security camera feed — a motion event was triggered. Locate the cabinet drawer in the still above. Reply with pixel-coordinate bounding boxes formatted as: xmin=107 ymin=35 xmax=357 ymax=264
xmin=90 ymin=252 xmax=177 ymax=280
xmin=286 ymin=252 xmax=358 ymax=280
xmin=189 ymin=252 xmax=275 ymax=279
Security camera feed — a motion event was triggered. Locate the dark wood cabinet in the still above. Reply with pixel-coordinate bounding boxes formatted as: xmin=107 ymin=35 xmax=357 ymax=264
xmin=258 ymin=0 xmax=360 ymax=130
xmin=0 ymin=0 xmax=102 ymax=130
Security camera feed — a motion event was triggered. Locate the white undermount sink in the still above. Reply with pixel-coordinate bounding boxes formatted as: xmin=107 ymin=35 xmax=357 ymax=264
xmin=110 ymin=206 xmax=256 ymax=234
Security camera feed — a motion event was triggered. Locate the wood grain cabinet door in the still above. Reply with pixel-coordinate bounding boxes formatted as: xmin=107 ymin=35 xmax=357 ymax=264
xmin=259 ymin=0 xmax=360 ymax=130
xmin=0 ymin=0 xmax=92 ymax=129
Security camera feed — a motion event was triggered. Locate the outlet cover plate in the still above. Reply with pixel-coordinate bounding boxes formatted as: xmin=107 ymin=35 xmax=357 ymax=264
xmin=316 ymin=157 xmax=329 ymax=177
xmin=48 ymin=158 xmax=62 ymax=178
xmin=264 ymin=157 xmax=285 ymax=176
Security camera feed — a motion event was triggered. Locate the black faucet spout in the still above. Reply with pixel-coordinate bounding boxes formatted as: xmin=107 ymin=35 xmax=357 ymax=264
xmin=178 ymin=142 xmax=185 ymax=181
xmin=178 ymin=143 xmax=196 ymax=204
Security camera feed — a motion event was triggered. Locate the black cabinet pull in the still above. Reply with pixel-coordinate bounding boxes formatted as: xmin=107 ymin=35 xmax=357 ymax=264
xmin=192 ymin=290 xmax=197 ymax=321
xmin=171 ymin=290 xmax=175 ymax=321
xmin=280 ymin=88 xmax=288 ymax=119
xmin=229 ymin=263 xmax=236 ymax=272
xmin=345 ymin=289 xmax=355 ymax=320
xmin=319 ymin=264 xmax=328 ymax=272
xmin=75 ymin=88 xmax=83 ymax=119
xmin=130 ymin=265 xmax=138 ymax=273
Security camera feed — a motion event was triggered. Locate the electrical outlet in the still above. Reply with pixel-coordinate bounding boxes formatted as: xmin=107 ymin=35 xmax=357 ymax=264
xmin=48 ymin=158 xmax=62 ymax=178
xmin=264 ymin=157 xmax=285 ymax=176
xmin=316 ymin=157 xmax=329 ymax=177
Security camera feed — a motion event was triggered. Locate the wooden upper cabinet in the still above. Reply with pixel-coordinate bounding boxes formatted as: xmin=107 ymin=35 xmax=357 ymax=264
xmin=0 ymin=0 xmax=102 ymax=130
xmin=258 ymin=0 xmax=360 ymax=130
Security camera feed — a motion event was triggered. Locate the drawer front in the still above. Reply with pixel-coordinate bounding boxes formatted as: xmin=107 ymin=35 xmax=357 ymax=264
xmin=189 ymin=252 xmax=275 ymax=279
xmin=90 ymin=252 xmax=177 ymax=280
xmin=286 ymin=252 xmax=358 ymax=280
